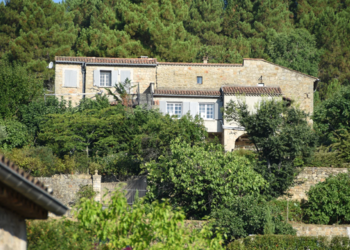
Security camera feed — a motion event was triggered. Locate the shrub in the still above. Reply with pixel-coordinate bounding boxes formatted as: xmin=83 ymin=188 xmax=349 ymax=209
xmin=268 ymin=199 xmax=303 ymax=223
xmin=302 ymin=173 xmax=350 ymax=224
xmin=27 ymin=220 xmax=97 ymax=250
xmin=227 ymin=235 xmax=350 ymax=250
xmin=75 ymin=191 xmax=224 ymax=249
xmin=210 ymin=196 xmax=296 ymax=243
xmin=144 ymin=140 xmax=267 ymax=218
xmin=307 ymin=146 xmax=345 ymax=167
xmin=0 ymin=119 xmax=30 ymax=150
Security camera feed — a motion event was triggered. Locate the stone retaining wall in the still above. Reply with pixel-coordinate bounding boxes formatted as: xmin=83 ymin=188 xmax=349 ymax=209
xmin=291 ymin=222 xmax=350 ymax=238
xmin=285 ymin=167 xmax=348 ymax=201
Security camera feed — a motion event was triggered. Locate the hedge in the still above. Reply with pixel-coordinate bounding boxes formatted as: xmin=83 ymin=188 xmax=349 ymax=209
xmin=227 ymin=235 xmax=350 ymax=250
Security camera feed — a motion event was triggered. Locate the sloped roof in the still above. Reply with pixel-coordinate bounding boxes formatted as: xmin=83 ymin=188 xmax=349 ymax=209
xmin=154 ymin=89 xmax=221 ymax=97
xmin=158 ymin=62 xmax=242 ymax=67
xmin=55 ymin=56 xmax=158 ymax=65
xmin=222 ymin=86 xmax=282 ymax=96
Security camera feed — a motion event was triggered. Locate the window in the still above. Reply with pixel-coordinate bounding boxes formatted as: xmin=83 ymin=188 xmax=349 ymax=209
xmin=100 ymin=71 xmax=111 ymax=87
xmin=64 ymin=70 xmax=78 ymax=88
xmin=197 ymin=76 xmax=203 ymax=84
xmin=167 ymin=103 xmax=182 ymax=118
xmin=258 ymin=83 xmax=264 ymax=87
xmin=199 ymin=103 xmax=214 ymax=119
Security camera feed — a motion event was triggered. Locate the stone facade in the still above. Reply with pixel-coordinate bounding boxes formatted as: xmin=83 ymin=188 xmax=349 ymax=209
xmin=0 ymin=207 xmax=27 ymax=250
xmin=284 ymin=167 xmax=348 ymax=201
xmin=55 ymin=57 xmax=317 ymax=151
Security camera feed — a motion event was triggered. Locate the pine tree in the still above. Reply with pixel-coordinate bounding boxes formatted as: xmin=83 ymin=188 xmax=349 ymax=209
xmin=0 ymin=0 xmax=78 ymax=86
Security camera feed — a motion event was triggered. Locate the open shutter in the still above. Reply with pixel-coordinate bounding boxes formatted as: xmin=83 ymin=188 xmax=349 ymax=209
xmin=93 ymin=70 xmax=100 ymax=87
xmin=64 ymin=70 xmax=78 ymax=87
xmin=183 ymin=102 xmax=190 ymax=115
xmin=111 ymin=70 xmax=118 ymax=86
xmin=214 ymin=103 xmax=219 ymax=119
xmin=218 ymin=101 xmax=223 ymax=120
xmin=120 ymin=70 xmax=131 ymax=83
xmin=190 ymin=102 xmax=198 ymax=117
xmin=159 ymin=101 xmax=167 ymax=115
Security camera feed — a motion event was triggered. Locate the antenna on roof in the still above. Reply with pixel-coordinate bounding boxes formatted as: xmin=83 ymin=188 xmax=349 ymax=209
xmin=47 ymin=62 xmax=54 ymax=69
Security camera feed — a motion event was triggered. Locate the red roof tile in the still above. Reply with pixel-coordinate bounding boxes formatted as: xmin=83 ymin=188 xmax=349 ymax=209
xmin=154 ymin=89 xmax=221 ymax=96
xmin=222 ymin=86 xmax=282 ymax=96
xmin=55 ymin=56 xmax=157 ymax=65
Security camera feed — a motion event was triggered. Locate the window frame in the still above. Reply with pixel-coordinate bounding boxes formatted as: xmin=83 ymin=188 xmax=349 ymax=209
xmin=166 ymin=102 xmax=183 ymax=118
xmin=197 ymin=76 xmax=203 ymax=84
xmin=199 ymin=103 xmax=215 ymax=120
xmin=99 ymin=70 xmax=112 ymax=87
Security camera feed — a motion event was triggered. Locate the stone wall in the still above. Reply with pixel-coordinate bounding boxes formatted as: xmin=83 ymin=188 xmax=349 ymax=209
xmin=285 ymin=167 xmax=348 ymax=201
xmin=291 ymin=222 xmax=350 ymax=238
xmin=0 ymin=207 xmax=26 ymax=250
xmin=35 ymin=174 xmax=92 ymax=207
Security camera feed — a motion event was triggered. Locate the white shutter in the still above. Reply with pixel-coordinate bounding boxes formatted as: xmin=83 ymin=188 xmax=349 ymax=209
xmin=93 ymin=70 xmax=100 ymax=87
xmin=120 ymin=70 xmax=131 ymax=83
xmin=159 ymin=101 xmax=167 ymax=115
xmin=183 ymin=102 xmax=190 ymax=115
xmin=64 ymin=70 xmax=78 ymax=87
xmin=190 ymin=102 xmax=198 ymax=117
xmin=111 ymin=70 xmax=119 ymax=86
xmin=214 ymin=103 xmax=219 ymax=120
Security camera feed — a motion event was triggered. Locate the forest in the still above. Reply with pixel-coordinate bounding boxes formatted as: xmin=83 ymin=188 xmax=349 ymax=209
xmin=0 ymin=0 xmax=349 ymax=97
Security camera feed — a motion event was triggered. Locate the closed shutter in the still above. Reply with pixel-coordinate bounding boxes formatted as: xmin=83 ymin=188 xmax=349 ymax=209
xmin=183 ymin=102 xmax=190 ymax=115
xmin=64 ymin=70 xmax=78 ymax=87
xmin=120 ymin=70 xmax=131 ymax=83
xmin=93 ymin=70 xmax=100 ymax=86
xmin=214 ymin=103 xmax=219 ymax=119
xmin=159 ymin=101 xmax=167 ymax=115
xmin=111 ymin=70 xmax=118 ymax=86
xmin=190 ymin=102 xmax=198 ymax=117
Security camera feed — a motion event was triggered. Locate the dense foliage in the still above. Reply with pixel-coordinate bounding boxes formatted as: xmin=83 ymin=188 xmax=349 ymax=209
xmin=145 ymin=140 xmax=267 ymax=217
xmin=228 ymin=235 xmax=350 ymax=250
xmin=302 ymin=173 xmax=350 ymax=225
xmin=224 ymin=98 xmax=317 ymax=198
xmin=210 ymin=196 xmax=296 ymax=243
xmin=75 ymin=191 xmax=224 ymax=249
xmin=27 ymin=220 xmax=95 ymax=250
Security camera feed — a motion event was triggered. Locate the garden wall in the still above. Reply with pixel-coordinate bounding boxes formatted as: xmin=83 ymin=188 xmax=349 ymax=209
xmin=285 ymin=167 xmax=348 ymax=201
xmin=34 ymin=174 xmax=147 ymax=208
xmin=291 ymin=222 xmax=350 ymax=238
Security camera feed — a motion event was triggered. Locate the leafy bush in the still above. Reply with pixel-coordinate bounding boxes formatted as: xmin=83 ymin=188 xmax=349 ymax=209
xmin=144 ymin=140 xmax=267 ymax=218
xmin=227 ymin=235 xmax=350 ymax=250
xmin=302 ymin=173 xmax=350 ymax=224
xmin=75 ymin=191 xmax=224 ymax=249
xmin=4 ymin=146 xmax=77 ymax=176
xmin=0 ymin=119 xmax=30 ymax=150
xmin=268 ymin=199 xmax=303 ymax=223
xmin=307 ymin=146 xmax=345 ymax=167
xmin=27 ymin=220 xmax=97 ymax=250
xmin=210 ymin=196 xmax=296 ymax=243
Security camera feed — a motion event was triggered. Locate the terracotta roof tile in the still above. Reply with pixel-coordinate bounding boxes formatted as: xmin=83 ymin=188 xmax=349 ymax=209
xmin=154 ymin=89 xmax=221 ymax=96
xmin=222 ymin=86 xmax=282 ymax=96
xmin=55 ymin=56 xmax=157 ymax=65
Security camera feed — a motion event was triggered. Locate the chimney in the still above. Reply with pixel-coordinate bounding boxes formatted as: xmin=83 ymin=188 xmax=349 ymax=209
xmin=203 ymin=56 xmax=208 ymax=64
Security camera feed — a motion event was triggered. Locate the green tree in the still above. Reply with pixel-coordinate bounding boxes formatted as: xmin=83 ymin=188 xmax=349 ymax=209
xmin=75 ymin=191 xmax=224 ymax=249
xmin=0 ymin=119 xmax=30 ymax=150
xmin=313 ymin=86 xmax=350 ymax=143
xmin=0 ymin=0 xmax=77 ymax=82
xmin=144 ymin=140 xmax=267 ymax=218
xmin=267 ymin=28 xmax=321 ymax=76
xmin=0 ymin=63 xmax=42 ymax=118
xmin=224 ymin=98 xmax=317 ymax=198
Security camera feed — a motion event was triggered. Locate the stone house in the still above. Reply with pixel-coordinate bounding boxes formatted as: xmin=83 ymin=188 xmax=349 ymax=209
xmin=0 ymin=155 xmax=67 ymax=249
xmin=54 ymin=56 xmax=319 ymax=151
